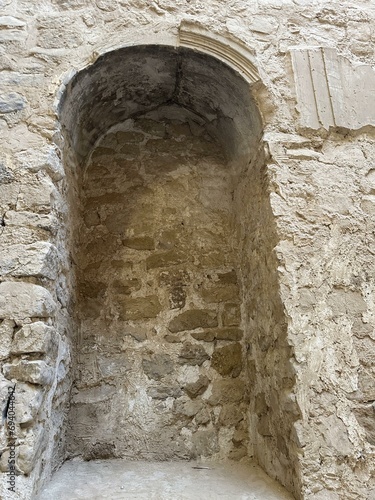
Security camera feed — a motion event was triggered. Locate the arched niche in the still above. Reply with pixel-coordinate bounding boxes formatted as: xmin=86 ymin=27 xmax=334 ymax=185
xmin=57 ymin=38 xmax=299 ymax=498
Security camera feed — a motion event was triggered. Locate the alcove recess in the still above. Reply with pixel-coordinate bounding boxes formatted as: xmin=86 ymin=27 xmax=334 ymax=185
xmin=58 ymin=44 xmax=297 ymax=492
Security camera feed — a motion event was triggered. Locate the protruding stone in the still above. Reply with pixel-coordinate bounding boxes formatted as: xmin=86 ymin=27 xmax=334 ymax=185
xmin=0 ymin=242 xmax=58 ymax=280
xmin=0 ymin=282 xmax=57 ymax=320
xmin=3 ymin=360 xmax=54 ymax=386
xmin=168 ymin=310 xmax=218 ymax=333
xmin=15 ymin=383 xmax=45 ymax=424
xmin=11 ymin=322 xmax=57 ymax=355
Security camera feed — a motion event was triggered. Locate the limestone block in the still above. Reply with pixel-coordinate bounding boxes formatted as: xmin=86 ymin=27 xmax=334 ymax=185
xmin=72 ymin=384 xmax=116 ymax=404
xmin=222 ymin=303 xmax=241 ymax=326
xmin=122 ymin=236 xmax=155 ymax=250
xmin=191 ymin=328 xmax=243 ymax=341
xmin=112 ymin=279 xmax=141 ymax=295
xmin=16 ymin=176 xmax=55 ymax=213
xmin=146 ymin=250 xmax=186 ymax=269
xmin=15 ymin=147 xmax=64 ymax=181
xmin=328 ymin=290 xmax=367 ymax=316
xmin=4 ymin=211 xmax=58 ymax=234
xmin=219 ymin=404 xmax=244 ymax=426
xmin=118 ymin=295 xmax=162 ymax=320
xmin=211 ymin=343 xmax=243 ymax=377
xmin=208 ymin=379 xmax=246 ymax=405
xmin=168 ymin=309 xmax=218 ymax=333
xmin=142 ymin=354 xmax=174 ymax=380
xmin=0 ymin=242 xmax=58 ymax=279
xmin=16 ymin=425 xmax=45 ymax=475
xmin=11 ymin=322 xmax=57 ymax=355
xmin=192 ymin=429 xmax=219 ymax=456
xmin=184 ymin=375 xmax=210 ymax=398
xmin=0 ymin=319 xmax=14 ymax=360
xmin=0 ymin=162 xmax=14 ymax=184
xmin=178 ymin=342 xmax=209 ymax=366
xmin=354 ymin=406 xmax=375 ymax=445
xmin=0 ymin=17 xmax=25 ymax=28
xmin=319 ymin=415 xmax=352 ymax=455
xmin=174 ymin=398 xmax=203 ymax=417
xmin=201 ymin=283 xmax=240 ymax=303
xmin=14 ymin=383 xmax=44 ymax=424
xmin=147 ymin=385 xmax=182 ymax=399
xmin=0 ymin=282 xmax=57 ymax=320
xmin=0 ymin=92 xmax=26 ymax=113
xmin=3 ymin=360 xmax=54 ymax=386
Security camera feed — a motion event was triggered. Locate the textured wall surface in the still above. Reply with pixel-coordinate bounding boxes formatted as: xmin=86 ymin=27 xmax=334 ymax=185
xmin=0 ymin=1 xmax=375 ymax=499
xmin=68 ymin=113 xmax=249 ymax=463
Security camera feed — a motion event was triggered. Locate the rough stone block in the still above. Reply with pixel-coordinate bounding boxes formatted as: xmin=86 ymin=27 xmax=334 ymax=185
xmin=0 ymin=92 xmax=26 ymax=113
xmin=15 ymin=147 xmax=64 ymax=181
xmin=354 ymin=403 xmax=375 ymax=446
xmin=219 ymin=404 xmax=244 ymax=426
xmin=11 ymin=322 xmax=57 ymax=355
xmin=328 ymin=290 xmax=367 ymax=316
xmin=147 ymin=385 xmax=182 ymax=399
xmin=122 ymin=236 xmax=155 ymax=250
xmin=0 ymin=242 xmax=58 ymax=280
xmin=0 ymin=162 xmax=14 ymax=184
xmin=118 ymin=295 xmax=162 ymax=320
xmin=0 ymin=282 xmax=56 ymax=320
xmin=174 ymin=398 xmax=203 ymax=417
xmin=3 ymin=360 xmax=54 ymax=386
xmin=0 ymin=319 xmax=14 ymax=360
xmin=201 ymin=284 xmax=240 ymax=303
xmin=16 ymin=177 xmax=54 ymax=213
xmin=142 ymin=354 xmax=174 ymax=381
xmin=112 ymin=279 xmax=141 ymax=295
xmin=4 ymin=211 xmax=58 ymax=234
xmin=208 ymin=379 xmax=246 ymax=405
xmin=211 ymin=343 xmax=243 ymax=377
xmin=146 ymin=250 xmax=185 ymax=269
xmin=168 ymin=309 xmax=218 ymax=333
xmin=184 ymin=375 xmax=210 ymax=398
xmin=178 ymin=342 xmax=209 ymax=366
xmin=222 ymin=303 xmax=241 ymax=326
xmin=116 ymin=131 xmax=144 ymax=143
xmin=191 ymin=328 xmax=243 ymax=341
xmin=15 ymin=383 xmax=44 ymax=424
xmin=192 ymin=429 xmax=219 ymax=457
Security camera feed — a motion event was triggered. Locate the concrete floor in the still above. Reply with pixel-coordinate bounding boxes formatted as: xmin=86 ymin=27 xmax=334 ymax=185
xmin=38 ymin=459 xmax=294 ymax=500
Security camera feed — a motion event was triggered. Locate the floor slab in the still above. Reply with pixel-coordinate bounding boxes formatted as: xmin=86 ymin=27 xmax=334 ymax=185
xmin=38 ymin=459 xmax=294 ymax=500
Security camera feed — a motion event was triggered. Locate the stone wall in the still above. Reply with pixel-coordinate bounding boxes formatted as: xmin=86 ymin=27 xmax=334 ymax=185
xmin=67 ymin=110 xmax=249 ymax=462
xmin=0 ymin=0 xmax=375 ymax=499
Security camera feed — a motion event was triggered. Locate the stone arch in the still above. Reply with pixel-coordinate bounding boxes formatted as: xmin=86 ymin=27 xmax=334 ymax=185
xmin=56 ymin=32 xmax=300 ymax=498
